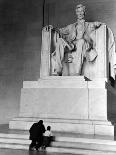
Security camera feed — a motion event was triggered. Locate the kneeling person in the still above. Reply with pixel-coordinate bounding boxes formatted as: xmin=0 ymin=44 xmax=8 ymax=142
xmin=43 ymin=126 xmax=53 ymax=149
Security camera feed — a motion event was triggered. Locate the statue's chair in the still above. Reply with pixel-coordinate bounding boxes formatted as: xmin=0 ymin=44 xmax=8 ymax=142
xmin=40 ymin=25 xmax=115 ymax=81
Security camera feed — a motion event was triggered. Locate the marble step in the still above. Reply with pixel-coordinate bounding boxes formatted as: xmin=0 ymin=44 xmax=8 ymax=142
xmin=0 ymin=143 xmax=115 ymax=155
xmin=9 ymin=117 xmax=114 ymax=137
xmin=0 ymin=132 xmax=116 ymax=153
xmin=47 ymin=147 xmax=116 ymax=155
xmin=52 ymin=141 xmax=116 ymax=152
xmin=0 ymin=133 xmax=29 ymax=139
xmin=0 ymin=137 xmax=30 ymax=145
xmin=0 ymin=143 xmax=28 ymax=150
xmin=0 ymin=136 xmax=116 ymax=152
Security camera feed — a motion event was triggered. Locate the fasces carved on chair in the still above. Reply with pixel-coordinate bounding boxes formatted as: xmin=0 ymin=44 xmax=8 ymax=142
xmin=40 ymin=4 xmax=116 ymax=80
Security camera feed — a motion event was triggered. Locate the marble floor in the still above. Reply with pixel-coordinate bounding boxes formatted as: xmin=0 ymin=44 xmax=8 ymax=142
xmin=0 ymin=148 xmax=82 ymax=155
xmin=1 ymin=148 xmax=116 ymax=155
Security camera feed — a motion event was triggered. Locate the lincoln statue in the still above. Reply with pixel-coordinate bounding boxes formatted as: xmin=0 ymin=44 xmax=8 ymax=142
xmin=42 ymin=4 xmax=116 ymax=80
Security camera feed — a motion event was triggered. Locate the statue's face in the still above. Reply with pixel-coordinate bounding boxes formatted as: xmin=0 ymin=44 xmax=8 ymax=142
xmin=75 ymin=7 xmax=85 ymax=20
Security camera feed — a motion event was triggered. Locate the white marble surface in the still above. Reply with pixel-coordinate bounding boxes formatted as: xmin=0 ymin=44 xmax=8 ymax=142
xmin=95 ymin=124 xmax=114 ymax=136
xmin=89 ymin=88 xmax=107 ymax=120
xmin=9 ymin=117 xmax=114 ymax=136
xmin=23 ymin=77 xmax=108 ymax=88
xmin=75 ymin=25 xmax=108 ymax=80
xmin=20 ymin=87 xmax=88 ymax=119
xmin=40 ymin=29 xmax=51 ymax=78
xmin=9 ymin=77 xmax=116 ymax=137
xmin=23 ymin=76 xmax=87 ymax=88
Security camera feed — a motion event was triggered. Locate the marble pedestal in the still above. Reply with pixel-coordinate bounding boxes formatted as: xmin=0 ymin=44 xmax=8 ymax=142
xmin=9 ymin=76 xmax=116 ymax=136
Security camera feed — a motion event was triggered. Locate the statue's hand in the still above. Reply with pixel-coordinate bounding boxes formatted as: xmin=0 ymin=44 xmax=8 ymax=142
xmin=94 ymin=22 xmax=102 ymax=29
xmin=67 ymin=54 xmax=73 ymax=63
xmin=48 ymin=25 xmax=53 ymax=30
xmin=68 ymin=43 xmax=74 ymax=50
xmin=43 ymin=25 xmax=53 ymax=31
xmin=114 ymin=68 xmax=116 ymax=75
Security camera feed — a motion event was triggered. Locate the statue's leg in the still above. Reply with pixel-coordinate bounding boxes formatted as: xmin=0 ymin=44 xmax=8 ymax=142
xmin=51 ymin=38 xmax=66 ymax=76
xmin=71 ymin=39 xmax=85 ymax=75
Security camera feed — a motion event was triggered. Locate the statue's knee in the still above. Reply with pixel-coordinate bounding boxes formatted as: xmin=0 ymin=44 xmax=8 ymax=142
xmin=78 ymin=39 xmax=85 ymax=44
xmin=75 ymin=39 xmax=85 ymax=48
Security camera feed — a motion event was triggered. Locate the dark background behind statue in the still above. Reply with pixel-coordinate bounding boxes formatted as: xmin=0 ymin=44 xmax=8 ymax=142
xmin=0 ymin=0 xmax=116 ymax=124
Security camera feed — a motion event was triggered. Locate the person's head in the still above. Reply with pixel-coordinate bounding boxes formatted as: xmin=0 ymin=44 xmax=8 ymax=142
xmin=47 ymin=126 xmax=51 ymax=131
xmin=38 ymin=120 xmax=43 ymax=125
xmin=75 ymin=4 xmax=86 ymax=20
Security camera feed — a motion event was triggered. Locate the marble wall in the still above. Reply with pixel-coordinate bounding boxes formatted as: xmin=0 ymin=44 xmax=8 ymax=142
xmin=0 ymin=0 xmax=43 ymax=123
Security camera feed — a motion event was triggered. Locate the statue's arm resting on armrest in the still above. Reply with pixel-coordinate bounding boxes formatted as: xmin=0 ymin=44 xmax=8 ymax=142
xmin=42 ymin=25 xmax=74 ymax=51
xmin=42 ymin=25 xmax=54 ymax=32
xmin=92 ymin=22 xmax=106 ymax=31
xmin=53 ymin=26 xmax=75 ymax=50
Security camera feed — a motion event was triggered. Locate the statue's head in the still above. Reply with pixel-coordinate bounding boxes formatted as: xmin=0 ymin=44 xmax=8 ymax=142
xmin=75 ymin=4 xmax=86 ymax=20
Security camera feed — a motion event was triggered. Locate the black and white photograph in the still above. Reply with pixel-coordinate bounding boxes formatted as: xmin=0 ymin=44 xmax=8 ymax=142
xmin=0 ymin=0 xmax=116 ymax=155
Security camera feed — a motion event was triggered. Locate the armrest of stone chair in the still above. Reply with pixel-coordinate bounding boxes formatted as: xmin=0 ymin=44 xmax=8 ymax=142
xmin=83 ymin=24 xmax=109 ymax=80
xmin=40 ymin=26 xmax=61 ymax=77
xmin=40 ymin=27 xmax=52 ymax=77
xmin=41 ymin=26 xmax=61 ymax=51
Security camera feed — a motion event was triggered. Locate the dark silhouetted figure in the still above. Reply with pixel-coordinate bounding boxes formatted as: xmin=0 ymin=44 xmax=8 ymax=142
xmin=29 ymin=120 xmax=45 ymax=151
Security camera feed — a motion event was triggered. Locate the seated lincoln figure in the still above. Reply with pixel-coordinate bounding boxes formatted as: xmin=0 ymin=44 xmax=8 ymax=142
xmin=43 ymin=4 xmax=116 ymax=78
